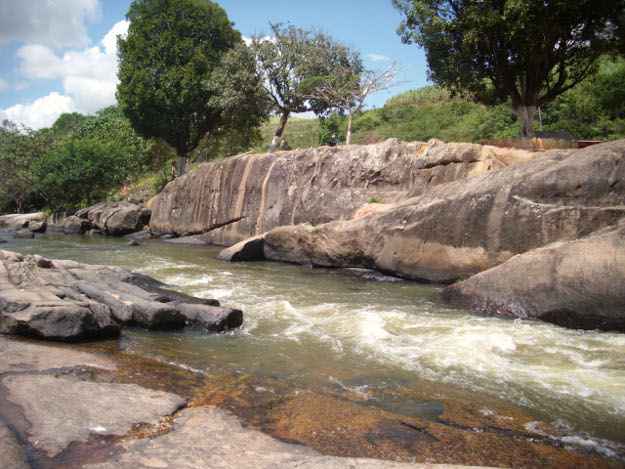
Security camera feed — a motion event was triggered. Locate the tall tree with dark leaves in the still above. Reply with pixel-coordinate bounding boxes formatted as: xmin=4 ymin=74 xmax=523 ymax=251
xmin=117 ymin=0 xmax=241 ymax=175
xmin=393 ymin=0 xmax=625 ymax=137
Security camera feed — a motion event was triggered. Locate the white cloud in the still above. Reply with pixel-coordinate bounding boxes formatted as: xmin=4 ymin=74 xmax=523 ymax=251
xmin=3 ymin=20 xmax=130 ymax=127
xmin=0 ymin=0 xmax=100 ymax=49
xmin=0 ymin=20 xmax=129 ymax=129
xmin=0 ymin=79 xmax=8 ymax=93
xmin=366 ymin=53 xmax=391 ymax=62
xmin=0 ymin=92 xmax=75 ymax=129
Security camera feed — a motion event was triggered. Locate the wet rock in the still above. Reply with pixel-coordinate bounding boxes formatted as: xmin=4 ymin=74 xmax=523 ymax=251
xmin=340 ymin=268 xmax=403 ymax=283
xmin=178 ymin=304 xmax=243 ymax=332
xmin=86 ymin=407 xmax=452 ymax=469
xmin=151 ymin=139 xmax=537 ymax=245
xmin=0 ymin=212 xmax=46 ymax=230
xmin=76 ymin=202 xmax=151 ymax=236
xmin=63 ymin=215 xmax=92 ymax=235
xmin=0 ymin=250 xmax=241 ymax=341
xmin=126 ymin=230 xmax=153 ymax=242
xmin=218 ymin=234 xmax=266 ymax=262
xmin=0 ymin=336 xmax=116 ymax=373
xmin=14 ymin=229 xmax=34 ymax=239
xmin=127 ymin=239 xmax=141 ymax=247
xmin=2 ymin=374 xmax=186 ymax=457
xmin=443 ymin=221 xmax=625 ymax=332
xmin=28 ymin=220 xmax=47 ymax=233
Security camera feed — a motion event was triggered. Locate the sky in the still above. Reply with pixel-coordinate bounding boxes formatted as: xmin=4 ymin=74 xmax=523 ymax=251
xmin=0 ymin=0 xmax=429 ymax=130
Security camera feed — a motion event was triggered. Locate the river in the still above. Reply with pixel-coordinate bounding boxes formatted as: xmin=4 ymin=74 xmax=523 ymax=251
xmin=2 ymin=232 xmax=625 ymax=462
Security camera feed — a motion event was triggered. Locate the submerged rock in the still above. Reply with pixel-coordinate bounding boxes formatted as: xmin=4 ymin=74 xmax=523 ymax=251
xmin=0 ymin=250 xmax=243 ymax=341
xmin=14 ymin=229 xmax=34 ymax=239
xmin=443 ymin=221 xmax=625 ymax=332
xmin=75 ymin=201 xmax=151 ymax=236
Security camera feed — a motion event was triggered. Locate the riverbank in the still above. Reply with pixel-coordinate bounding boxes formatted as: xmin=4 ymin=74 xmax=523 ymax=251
xmin=0 ymin=235 xmax=624 ymax=467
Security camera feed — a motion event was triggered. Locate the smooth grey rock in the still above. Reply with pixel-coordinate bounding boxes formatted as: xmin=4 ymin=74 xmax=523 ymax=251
xmin=177 ymin=304 xmax=243 ymax=332
xmin=86 ymin=407 xmax=471 ymax=469
xmin=76 ymin=202 xmax=151 ymax=236
xmin=0 ymin=250 xmax=239 ymax=341
xmin=128 ymin=239 xmax=141 ymax=247
xmin=2 ymin=374 xmax=186 ymax=457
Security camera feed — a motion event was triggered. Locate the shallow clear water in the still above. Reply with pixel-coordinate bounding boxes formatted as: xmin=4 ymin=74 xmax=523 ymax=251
xmin=3 ymin=232 xmax=625 ymax=451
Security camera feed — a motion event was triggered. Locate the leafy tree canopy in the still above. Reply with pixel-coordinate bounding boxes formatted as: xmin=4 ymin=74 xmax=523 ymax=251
xmin=251 ymin=24 xmax=361 ymax=150
xmin=393 ymin=0 xmax=625 ymax=136
xmin=117 ymin=0 xmax=244 ymax=174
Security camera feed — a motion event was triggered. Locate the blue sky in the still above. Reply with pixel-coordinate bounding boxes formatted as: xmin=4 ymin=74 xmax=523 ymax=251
xmin=0 ymin=0 xmax=428 ymax=129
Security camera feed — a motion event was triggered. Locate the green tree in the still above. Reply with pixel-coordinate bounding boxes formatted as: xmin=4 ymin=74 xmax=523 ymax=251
xmin=31 ymin=107 xmax=151 ymax=211
xmin=117 ymin=0 xmax=241 ymax=175
xmin=393 ymin=0 xmax=625 ymax=137
xmin=251 ymin=24 xmax=357 ymax=151
xmin=0 ymin=121 xmax=50 ymax=213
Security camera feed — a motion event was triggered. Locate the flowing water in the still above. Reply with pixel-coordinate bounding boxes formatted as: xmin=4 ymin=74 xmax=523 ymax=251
xmin=3 ymin=233 xmax=625 ymax=458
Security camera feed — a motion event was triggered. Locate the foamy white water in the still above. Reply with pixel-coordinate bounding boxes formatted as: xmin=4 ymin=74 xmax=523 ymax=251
xmin=7 ymin=233 xmax=625 ymax=453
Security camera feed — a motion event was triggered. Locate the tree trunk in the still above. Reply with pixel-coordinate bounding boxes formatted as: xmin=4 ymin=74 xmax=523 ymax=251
xmin=176 ymin=155 xmax=187 ymax=177
xmin=269 ymin=111 xmax=290 ymax=152
xmin=346 ymin=113 xmax=353 ymax=145
xmin=514 ymin=105 xmax=537 ymax=138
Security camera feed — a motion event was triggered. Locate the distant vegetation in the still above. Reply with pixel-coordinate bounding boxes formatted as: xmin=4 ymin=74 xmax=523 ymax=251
xmin=1 ymin=0 xmax=624 ymax=215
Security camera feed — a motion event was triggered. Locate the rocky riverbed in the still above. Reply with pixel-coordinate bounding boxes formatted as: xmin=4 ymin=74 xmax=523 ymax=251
xmin=0 ymin=335 xmax=617 ymax=468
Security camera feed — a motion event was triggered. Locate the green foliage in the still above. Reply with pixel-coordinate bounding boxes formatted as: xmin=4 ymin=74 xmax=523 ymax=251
xmin=31 ymin=108 xmax=152 ymax=210
xmin=393 ymin=0 xmax=625 ymax=136
xmin=117 ymin=0 xmax=243 ymax=166
xmin=251 ymin=23 xmax=360 ymax=148
xmin=0 ymin=121 xmax=50 ymax=213
xmin=32 ymin=139 xmax=129 ymax=209
xmin=541 ymin=57 xmax=625 ymax=140
xmin=319 ymin=114 xmax=345 ymax=146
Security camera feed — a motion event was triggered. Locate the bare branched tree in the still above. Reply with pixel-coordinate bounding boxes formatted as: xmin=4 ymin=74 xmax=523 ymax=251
xmin=309 ymin=62 xmax=397 ymax=144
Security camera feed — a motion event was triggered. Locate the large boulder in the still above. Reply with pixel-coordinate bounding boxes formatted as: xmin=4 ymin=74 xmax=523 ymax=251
xmin=442 ymin=221 xmax=625 ymax=332
xmin=0 ymin=212 xmax=46 ymax=230
xmin=248 ymin=140 xmax=624 ymax=284
xmin=0 ymin=250 xmax=243 ymax=341
xmin=151 ymin=139 xmax=539 ymax=245
xmin=63 ymin=215 xmax=92 ymax=235
xmin=28 ymin=220 xmax=47 ymax=233
xmin=75 ymin=202 xmax=151 ymax=236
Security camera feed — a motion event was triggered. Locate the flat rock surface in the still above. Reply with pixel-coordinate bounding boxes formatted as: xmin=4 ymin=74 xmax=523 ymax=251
xmin=2 ymin=374 xmax=186 ymax=457
xmin=0 ymin=336 xmax=116 ymax=373
xmin=87 ymin=407 xmax=477 ymax=469
xmin=0 ymin=422 xmax=29 ymax=469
